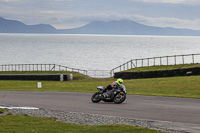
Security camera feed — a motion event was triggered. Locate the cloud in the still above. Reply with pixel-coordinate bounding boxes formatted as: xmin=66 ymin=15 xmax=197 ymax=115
xmin=18 ymin=9 xmax=200 ymax=30
xmin=132 ymin=15 xmax=200 ymax=30
xmin=0 ymin=0 xmax=199 ymax=30
xmin=0 ymin=0 xmax=26 ymax=2
xmin=130 ymin=0 xmax=200 ymax=5
xmin=61 ymin=12 xmax=200 ymax=29
xmin=47 ymin=11 xmax=200 ymax=30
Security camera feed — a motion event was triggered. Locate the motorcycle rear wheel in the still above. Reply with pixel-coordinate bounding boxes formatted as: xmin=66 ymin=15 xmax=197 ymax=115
xmin=91 ymin=92 xmax=101 ymax=103
xmin=113 ymin=93 xmax=126 ymax=104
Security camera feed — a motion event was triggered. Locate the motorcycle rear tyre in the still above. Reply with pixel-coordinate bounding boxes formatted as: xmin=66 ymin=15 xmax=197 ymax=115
xmin=91 ymin=92 xmax=101 ymax=103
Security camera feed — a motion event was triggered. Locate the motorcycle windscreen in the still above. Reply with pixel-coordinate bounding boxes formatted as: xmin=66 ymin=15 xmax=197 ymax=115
xmin=97 ymin=86 xmax=105 ymax=91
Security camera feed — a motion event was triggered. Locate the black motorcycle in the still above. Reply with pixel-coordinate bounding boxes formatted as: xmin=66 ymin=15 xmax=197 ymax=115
xmin=91 ymin=86 xmax=126 ymax=104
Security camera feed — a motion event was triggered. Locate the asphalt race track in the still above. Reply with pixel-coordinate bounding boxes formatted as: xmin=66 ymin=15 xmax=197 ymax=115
xmin=1 ymin=91 xmax=200 ymax=132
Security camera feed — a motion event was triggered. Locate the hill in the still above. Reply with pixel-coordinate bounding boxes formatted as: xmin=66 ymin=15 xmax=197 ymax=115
xmin=59 ymin=20 xmax=200 ymax=36
xmin=1 ymin=17 xmax=200 ymax=36
xmin=0 ymin=17 xmax=56 ymax=33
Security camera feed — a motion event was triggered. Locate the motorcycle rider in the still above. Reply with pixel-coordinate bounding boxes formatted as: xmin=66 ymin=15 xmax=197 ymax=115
xmin=103 ymin=78 xmax=126 ymax=98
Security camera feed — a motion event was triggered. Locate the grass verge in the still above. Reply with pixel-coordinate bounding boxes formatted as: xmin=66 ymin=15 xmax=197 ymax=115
xmin=0 ymin=114 xmax=165 ymax=133
xmin=0 ymin=108 xmax=8 ymax=114
xmin=0 ymin=75 xmax=200 ymax=98
xmin=0 ymin=67 xmax=200 ymax=98
xmin=124 ymin=63 xmax=200 ymax=72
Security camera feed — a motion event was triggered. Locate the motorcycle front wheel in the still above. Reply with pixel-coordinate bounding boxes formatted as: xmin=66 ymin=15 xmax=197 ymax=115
xmin=113 ymin=93 xmax=126 ymax=104
xmin=91 ymin=92 xmax=101 ymax=103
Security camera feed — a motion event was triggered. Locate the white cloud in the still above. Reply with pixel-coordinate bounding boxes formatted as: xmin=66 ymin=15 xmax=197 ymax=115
xmin=130 ymin=0 xmax=200 ymax=5
xmin=44 ymin=11 xmax=199 ymax=30
xmin=61 ymin=12 xmax=200 ymax=30
xmin=132 ymin=15 xmax=200 ymax=30
xmin=0 ymin=0 xmax=25 ymax=2
xmin=0 ymin=0 xmax=199 ymax=30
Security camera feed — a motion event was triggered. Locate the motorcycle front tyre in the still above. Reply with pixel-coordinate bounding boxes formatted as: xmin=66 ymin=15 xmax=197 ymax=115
xmin=113 ymin=93 xmax=126 ymax=104
xmin=91 ymin=92 xmax=101 ymax=103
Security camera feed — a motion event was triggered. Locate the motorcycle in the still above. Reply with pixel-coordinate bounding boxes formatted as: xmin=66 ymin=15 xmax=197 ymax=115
xmin=91 ymin=86 xmax=126 ymax=104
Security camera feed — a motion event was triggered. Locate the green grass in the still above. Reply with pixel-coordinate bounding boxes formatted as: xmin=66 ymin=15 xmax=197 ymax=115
xmin=1 ymin=66 xmax=200 ymax=98
xmin=0 ymin=108 xmax=7 ymax=114
xmin=0 ymin=71 xmax=92 ymax=80
xmin=0 ymin=114 xmax=165 ymax=133
xmin=124 ymin=63 xmax=200 ymax=72
xmin=0 ymin=79 xmax=113 ymax=92
xmin=125 ymin=76 xmax=200 ymax=98
xmin=0 ymin=75 xmax=200 ymax=98
xmin=0 ymin=68 xmax=198 ymax=133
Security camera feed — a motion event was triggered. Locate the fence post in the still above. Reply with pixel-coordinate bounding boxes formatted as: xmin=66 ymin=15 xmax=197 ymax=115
xmin=136 ymin=59 xmax=138 ymax=67
xmin=167 ymin=56 xmax=169 ymax=65
xmin=131 ymin=60 xmax=133 ymax=69
xmin=174 ymin=56 xmax=176 ymax=65
xmin=131 ymin=60 xmax=136 ymax=68
xmin=110 ymin=70 xmax=113 ymax=77
xmin=192 ymin=54 xmax=194 ymax=63
xmin=54 ymin=64 xmax=56 ymax=71
xmin=160 ymin=57 xmax=162 ymax=65
xmin=182 ymin=55 xmax=184 ymax=64
xmin=142 ymin=59 xmax=144 ymax=67
xmin=59 ymin=65 xmax=61 ymax=71
xmin=29 ymin=64 xmax=31 ymax=71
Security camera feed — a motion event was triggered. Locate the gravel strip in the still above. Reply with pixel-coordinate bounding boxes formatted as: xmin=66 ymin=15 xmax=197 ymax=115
xmin=0 ymin=108 xmax=189 ymax=133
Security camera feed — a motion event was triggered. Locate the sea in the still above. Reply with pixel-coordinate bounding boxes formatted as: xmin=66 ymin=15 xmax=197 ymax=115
xmin=0 ymin=33 xmax=200 ymax=71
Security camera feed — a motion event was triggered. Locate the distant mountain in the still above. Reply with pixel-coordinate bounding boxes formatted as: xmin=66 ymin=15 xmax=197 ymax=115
xmin=59 ymin=20 xmax=200 ymax=36
xmin=0 ymin=17 xmax=56 ymax=33
xmin=0 ymin=17 xmax=200 ymax=36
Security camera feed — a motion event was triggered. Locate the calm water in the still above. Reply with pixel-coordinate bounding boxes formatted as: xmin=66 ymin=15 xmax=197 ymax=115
xmin=0 ymin=33 xmax=200 ymax=70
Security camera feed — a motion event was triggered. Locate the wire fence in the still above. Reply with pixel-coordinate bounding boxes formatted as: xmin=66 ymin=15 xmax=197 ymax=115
xmin=1 ymin=53 xmax=200 ymax=78
xmin=86 ymin=70 xmax=112 ymax=78
xmin=0 ymin=64 xmax=87 ymax=74
xmin=111 ymin=53 xmax=200 ymax=75
xmin=0 ymin=64 xmax=111 ymax=78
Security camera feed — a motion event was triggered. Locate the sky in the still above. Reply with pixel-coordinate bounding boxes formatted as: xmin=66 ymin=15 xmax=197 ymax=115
xmin=0 ymin=0 xmax=200 ymax=30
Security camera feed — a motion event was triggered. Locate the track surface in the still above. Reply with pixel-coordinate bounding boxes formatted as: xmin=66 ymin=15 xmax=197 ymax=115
xmin=1 ymin=91 xmax=200 ymax=125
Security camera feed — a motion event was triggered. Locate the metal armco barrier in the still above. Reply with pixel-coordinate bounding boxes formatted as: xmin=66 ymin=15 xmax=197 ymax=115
xmin=0 ymin=74 xmax=73 ymax=81
xmin=114 ymin=67 xmax=200 ymax=79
